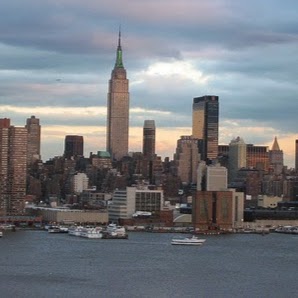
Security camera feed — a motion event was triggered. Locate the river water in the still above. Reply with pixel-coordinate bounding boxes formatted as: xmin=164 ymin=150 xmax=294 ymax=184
xmin=0 ymin=230 xmax=297 ymax=298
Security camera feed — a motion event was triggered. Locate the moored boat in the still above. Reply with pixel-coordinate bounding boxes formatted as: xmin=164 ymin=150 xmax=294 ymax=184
xmin=0 ymin=231 xmax=3 ymax=238
xmin=48 ymin=226 xmax=61 ymax=233
xmin=68 ymin=226 xmax=84 ymax=236
xmin=103 ymin=223 xmax=128 ymax=239
xmin=171 ymin=235 xmax=206 ymax=246
xmin=275 ymin=226 xmax=298 ymax=234
xmin=80 ymin=227 xmax=103 ymax=239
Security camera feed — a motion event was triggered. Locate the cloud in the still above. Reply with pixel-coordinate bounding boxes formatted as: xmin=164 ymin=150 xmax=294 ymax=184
xmin=1 ymin=0 xmax=298 ymax=168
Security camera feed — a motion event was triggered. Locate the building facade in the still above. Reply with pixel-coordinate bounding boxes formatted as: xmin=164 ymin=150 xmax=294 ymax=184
xmin=108 ymin=186 xmax=164 ymax=223
xmin=192 ymin=189 xmax=244 ymax=230
xmin=143 ymin=120 xmax=156 ymax=159
xmin=228 ymin=137 xmax=247 ymax=183
xmin=269 ymin=137 xmax=283 ymax=175
xmin=73 ymin=173 xmax=89 ymax=194
xmin=174 ymin=136 xmax=200 ymax=185
xmin=246 ymin=144 xmax=269 ymax=171
xmin=0 ymin=119 xmax=27 ymax=215
xmin=106 ymin=30 xmax=130 ymax=160
xmin=64 ymin=135 xmax=84 ymax=159
xmin=25 ymin=115 xmax=41 ymax=165
xmin=206 ymin=164 xmax=228 ymax=191
xmin=192 ymin=95 xmax=219 ymax=163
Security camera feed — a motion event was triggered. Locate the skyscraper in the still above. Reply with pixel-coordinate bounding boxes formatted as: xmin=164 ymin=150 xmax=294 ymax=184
xmin=64 ymin=135 xmax=84 ymax=159
xmin=143 ymin=120 xmax=156 ymax=159
xmin=106 ymin=30 xmax=130 ymax=160
xmin=269 ymin=136 xmax=283 ymax=174
xmin=0 ymin=118 xmax=27 ymax=215
xmin=25 ymin=115 xmax=41 ymax=165
xmin=174 ymin=136 xmax=200 ymax=184
xmin=228 ymin=137 xmax=247 ymax=183
xmin=192 ymin=95 xmax=219 ymax=163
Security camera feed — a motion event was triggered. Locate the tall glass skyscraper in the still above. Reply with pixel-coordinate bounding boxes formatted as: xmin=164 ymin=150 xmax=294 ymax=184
xmin=106 ymin=30 xmax=129 ymax=160
xmin=192 ymin=95 xmax=219 ymax=163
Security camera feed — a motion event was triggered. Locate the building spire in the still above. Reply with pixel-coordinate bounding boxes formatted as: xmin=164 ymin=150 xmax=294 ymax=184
xmin=115 ymin=26 xmax=124 ymax=68
xmin=271 ymin=136 xmax=280 ymax=151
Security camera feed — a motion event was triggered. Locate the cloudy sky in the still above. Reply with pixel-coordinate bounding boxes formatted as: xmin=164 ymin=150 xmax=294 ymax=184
xmin=1 ymin=0 xmax=298 ymax=167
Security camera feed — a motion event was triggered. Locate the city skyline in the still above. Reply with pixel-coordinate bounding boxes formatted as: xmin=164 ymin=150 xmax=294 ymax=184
xmin=0 ymin=1 xmax=298 ymax=166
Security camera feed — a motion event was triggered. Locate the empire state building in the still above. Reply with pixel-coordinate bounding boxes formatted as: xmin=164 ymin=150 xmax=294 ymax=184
xmin=106 ymin=30 xmax=130 ymax=160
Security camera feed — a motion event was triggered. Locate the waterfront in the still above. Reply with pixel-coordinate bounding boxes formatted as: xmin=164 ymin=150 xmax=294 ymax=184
xmin=0 ymin=230 xmax=297 ymax=298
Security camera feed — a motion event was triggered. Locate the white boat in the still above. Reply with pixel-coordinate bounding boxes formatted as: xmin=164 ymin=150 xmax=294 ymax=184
xmin=171 ymin=236 xmax=206 ymax=246
xmin=0 ymin=231 xmax=3 ymax=238
xmin=80 ymin=227 xmax=103 ymax=239
xmin=106 ymin=223 xmax=126 ymax=236
xmin=103 ymin=223 xmax=128 ymax=239
xmin=275 ymin=226 xmax=298 ymax=234
xmin=68 ymin=226 xmax=84 ymax=236
xmin=48 ymin=226 xmax=61 ymax=233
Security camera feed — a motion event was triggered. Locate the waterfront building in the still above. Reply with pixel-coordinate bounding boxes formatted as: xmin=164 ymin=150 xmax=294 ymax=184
xmin=106 ymin=30 xmax=130 ymax=160
xmin=25 ymin=115 xmax=41 ymax=165
xmin=26 ymin=206 xmax=108 ymax=224
xmin=228 ymin=137 xmax=247 ymax=183
xmin=143 ymin=120 xmax=156 ymax=159
xmin=269 ymin=137 xmax=283 ymax=174
xmin=174 ymin=136 xmax=200 ymax=185
xmin=108 ymin=186 xmax=164 ymax=222
xmin=192 ymin=189 xmax=244 ymax=230
xmin=64 ymin=135 xmax=84 ymax=159
xmin=192 ymin=95 xmax=219 ymax=163
xmin=0 ymin=118 xmax=27 ymax=215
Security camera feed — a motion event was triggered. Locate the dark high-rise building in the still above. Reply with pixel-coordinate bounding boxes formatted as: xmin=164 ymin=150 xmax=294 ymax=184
xmin=0 ymin=118 xmax=27 ymax=215
xmin=25 ymin=115 xmax=41 ymax=165
xmin=143 ymin=120 xmax=156 ymax=159
xmin=192 ymin=95 xmax=219 ymax=163
xmin=106 ymin=30 xmax=129 ymax=160
xmin=64 ymin=135 xmax=84 ymax=159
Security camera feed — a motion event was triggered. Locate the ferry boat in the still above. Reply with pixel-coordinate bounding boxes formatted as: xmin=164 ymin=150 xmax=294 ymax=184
xmin=68 ymin=226 xmax=85 ymax=236
xmin=275 ymin=226 xmax=298 ymax=234
xmin=171 ymin=236 xmax=206 ymax=246
xmin=106 ymin=223 xmax=126 ymax=236
xmin=103 ymin=223 xmax=128 ymax=239
xmin=48 ymin=226 xmax=61 ymax=233
xmin=79 ymin=227 xmax=103 ymax=239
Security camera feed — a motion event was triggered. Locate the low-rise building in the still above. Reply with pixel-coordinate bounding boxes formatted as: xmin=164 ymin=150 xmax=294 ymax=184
xmin=108 ymin=186 xmax=164 ymax=223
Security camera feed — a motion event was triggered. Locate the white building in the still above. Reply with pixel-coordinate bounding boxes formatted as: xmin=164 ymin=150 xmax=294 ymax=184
xmin=257 ymin=195 xmax=282 ymax=209
xmin=73 ymin=173 xmax=89 ymax=194
xmin=108 ymin=186 xmax=164 ymax=223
